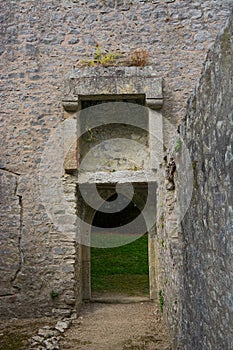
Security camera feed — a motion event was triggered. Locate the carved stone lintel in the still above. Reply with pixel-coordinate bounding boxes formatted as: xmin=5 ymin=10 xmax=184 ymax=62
xmin=62 ymin=67 xmax=163 ymax=111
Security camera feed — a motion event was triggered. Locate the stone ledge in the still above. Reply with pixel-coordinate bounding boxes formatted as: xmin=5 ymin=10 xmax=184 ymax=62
xmin=76 ymin=170 xmax=157 ymax=184
xmin=62 ymin=66 xmax=163 ymax=111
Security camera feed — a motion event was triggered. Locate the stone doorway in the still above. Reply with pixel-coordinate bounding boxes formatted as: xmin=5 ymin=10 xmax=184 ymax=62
xmin=62 ymin=66 xmax=163 ymax=309
xmin=78 ymin=182 xmax=157 ymax=302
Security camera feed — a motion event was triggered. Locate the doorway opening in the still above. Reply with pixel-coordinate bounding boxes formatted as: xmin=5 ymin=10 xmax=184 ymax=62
xmin=90 ymin=192 xmax=149 ymax=299
xmin=79 ymin=182 xmax=157 ymax=302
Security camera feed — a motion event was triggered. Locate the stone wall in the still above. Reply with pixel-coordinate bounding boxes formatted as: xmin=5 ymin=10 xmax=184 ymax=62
xmin=177 ymin=13 xmax=233 ymax=349
xmin=0 ymin=0 xmax=232 ymax=341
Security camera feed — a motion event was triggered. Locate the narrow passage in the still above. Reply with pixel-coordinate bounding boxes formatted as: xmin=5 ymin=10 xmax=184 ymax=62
xmin=60 ymin=302 xmax=171 ymax=350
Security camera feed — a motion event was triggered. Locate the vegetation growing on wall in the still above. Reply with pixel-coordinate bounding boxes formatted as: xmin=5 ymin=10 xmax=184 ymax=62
xmin=78 ymin=45 xmax=150 ymax=67
xmin=159 ymin=290 xmax=164 ymax=313
xmin=174 ymin=138 xmax=182 ymax=154
xmin=129 ymin=48 xmax=150 ymax=67
xmin=50 ymin=290 xmax=59 ymax=300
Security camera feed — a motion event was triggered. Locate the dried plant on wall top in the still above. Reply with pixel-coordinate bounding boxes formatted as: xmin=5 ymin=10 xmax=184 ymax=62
xmin=77 ymin=46 xmax=150 ymax=67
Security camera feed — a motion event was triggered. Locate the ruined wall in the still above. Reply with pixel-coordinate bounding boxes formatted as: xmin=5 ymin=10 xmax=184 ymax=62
xmin=0 ymin=0 xmax=232 ymax=325
xmin=178 ymin=14 xmax=233 ymax=349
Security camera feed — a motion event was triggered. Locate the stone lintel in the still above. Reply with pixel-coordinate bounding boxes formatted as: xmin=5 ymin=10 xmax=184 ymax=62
xmin=62 ymin=67 xmax=163 ymax=111
xmin=76 ymin=170 xmax=157 ymax=184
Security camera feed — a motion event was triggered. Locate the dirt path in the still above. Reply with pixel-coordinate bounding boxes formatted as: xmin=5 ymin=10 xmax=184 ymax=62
xmin=60 ymin=301 xmax=172 ymax=350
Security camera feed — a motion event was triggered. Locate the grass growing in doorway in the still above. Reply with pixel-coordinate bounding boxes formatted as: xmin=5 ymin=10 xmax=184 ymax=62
xmin=91 ymin=234 xmax=149 ymax=297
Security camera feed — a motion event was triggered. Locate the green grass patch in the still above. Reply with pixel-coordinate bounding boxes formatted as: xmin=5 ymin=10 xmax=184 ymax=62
xmin=91 ymin=234 xmax=149 ymax=296
xmin=91 ymin=232 xmax=143 ymax=248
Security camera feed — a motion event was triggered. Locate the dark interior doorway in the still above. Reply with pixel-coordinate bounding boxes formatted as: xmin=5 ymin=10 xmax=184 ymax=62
xmin=90 ymin=193 xmax=149 ymax=298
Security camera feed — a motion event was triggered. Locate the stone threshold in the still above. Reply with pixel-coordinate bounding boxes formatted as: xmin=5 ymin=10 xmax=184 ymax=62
xmin=88 ymin=296 xmax=152 ymax=304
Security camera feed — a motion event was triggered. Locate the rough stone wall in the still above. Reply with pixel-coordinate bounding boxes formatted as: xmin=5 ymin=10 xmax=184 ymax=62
xmin=0 ymin=170 xmax=22 ymax=298
xmin=0 ymin=0 xmax=232 ymax=329
xmin=178 ymin=14 xmax=233 ymax=349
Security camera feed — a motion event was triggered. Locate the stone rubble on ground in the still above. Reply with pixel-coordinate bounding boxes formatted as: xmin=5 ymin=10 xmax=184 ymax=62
xmin=28 ymin=315 xmax=75 ymax=350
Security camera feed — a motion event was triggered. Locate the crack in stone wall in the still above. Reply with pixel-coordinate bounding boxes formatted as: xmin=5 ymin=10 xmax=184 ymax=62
xmin=0 ymin=169 xmax=22 ymax=298
xmin=0 ymin=167 xmax=21 ymax=176
xmin=11 ymin=192 xmax=24 ymax=286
